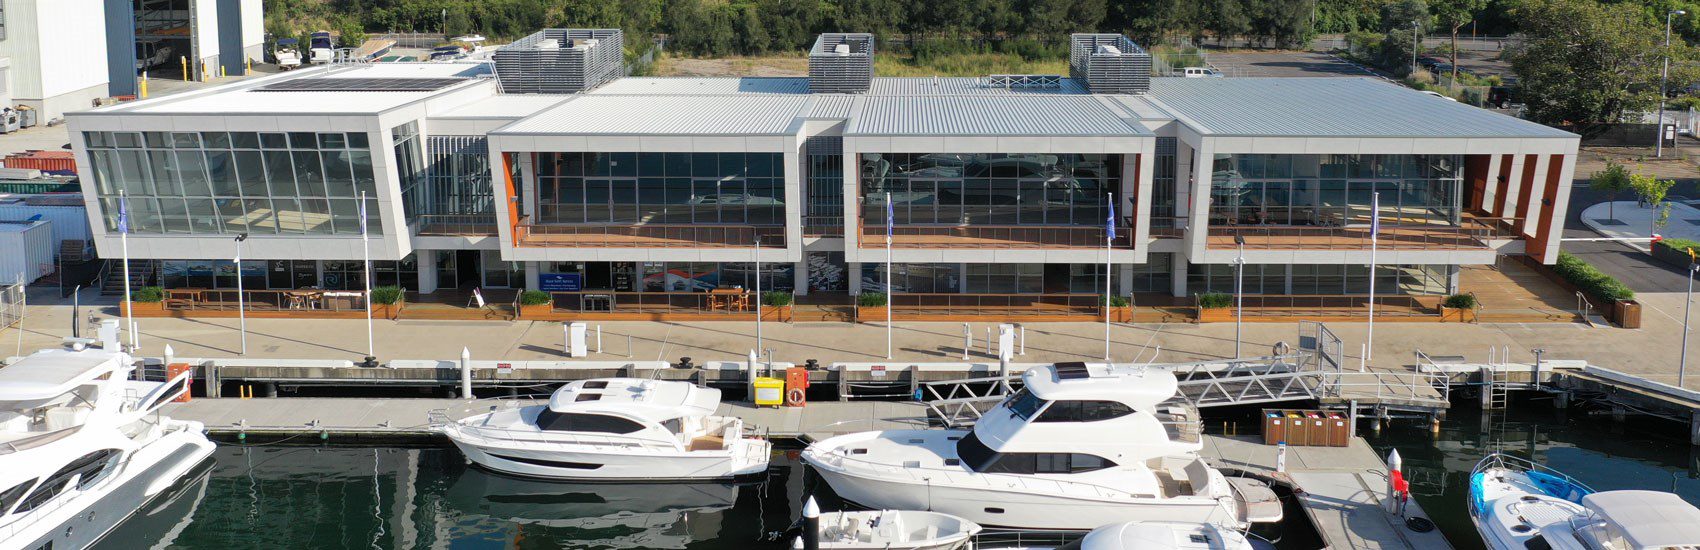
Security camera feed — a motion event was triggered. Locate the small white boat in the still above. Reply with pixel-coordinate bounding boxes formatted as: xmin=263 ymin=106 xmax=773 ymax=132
xmin=1469 ymin=452 xmax=1700 ymax=549
xmin=810 ymin=508 xmax=981 ymax=550
xmin=432 ymin=378 xmax=771 ymax=481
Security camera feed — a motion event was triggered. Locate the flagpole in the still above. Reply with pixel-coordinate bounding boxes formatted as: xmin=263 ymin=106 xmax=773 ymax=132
xmin=360 ymin=191 xmax=374 ymax=357
xmin=1367 ymin=191 xmax=1379 ymax=363
xmin=885 ymin=192 xmax=893 ymax=360
xmin=119 ymin=191 xmax=134 ymax=352
xmin=754 ymin=240 xmax=762 ymax=353
xmin=1105 ymin=192 xmax=1113 ymax=362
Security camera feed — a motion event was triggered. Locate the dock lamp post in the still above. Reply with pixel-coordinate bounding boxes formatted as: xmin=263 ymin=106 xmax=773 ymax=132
xmin=1659 ymin=10 xmax=1687 ymax=158
xmin=1411 ymin=21 xmax=1420 ymax=78
xmin=1682 ymin=249 xmax=1697 ymax=386
xmin=233 ymin=233 xmax=248 ymax=355
xmin=1234 ymin=235 xmax=1246 ymax=359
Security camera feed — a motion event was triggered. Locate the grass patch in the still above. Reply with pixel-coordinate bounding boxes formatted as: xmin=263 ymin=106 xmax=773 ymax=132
xmin=875 ymin=53 xmax=1069 ymax=77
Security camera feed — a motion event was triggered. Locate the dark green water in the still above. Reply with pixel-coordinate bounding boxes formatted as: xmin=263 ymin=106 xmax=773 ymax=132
xmin=1362 ymin=397 xmax=1700 ymax=550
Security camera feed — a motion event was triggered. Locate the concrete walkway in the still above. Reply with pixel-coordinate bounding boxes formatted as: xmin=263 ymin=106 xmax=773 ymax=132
xmin=1579 ymin=200 xmax=1700 ymax=251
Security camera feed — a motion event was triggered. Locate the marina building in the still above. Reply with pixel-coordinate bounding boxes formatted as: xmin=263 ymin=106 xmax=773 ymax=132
xmin=63 ymin=31 xmax=1579 ymax=313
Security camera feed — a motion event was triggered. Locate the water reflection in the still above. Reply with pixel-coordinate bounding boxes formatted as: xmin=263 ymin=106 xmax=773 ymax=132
xmin=443 ymin=465 xmax=739 ymax=549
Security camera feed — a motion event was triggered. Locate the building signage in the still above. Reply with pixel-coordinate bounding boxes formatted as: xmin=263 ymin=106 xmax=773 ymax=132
xmin=539 ymin=273 xmax=582 ymax=292
xmin=496 ymin=363 xmax=513 ymax=374
xmin=870 ymin=365 xmax=886 ymax=378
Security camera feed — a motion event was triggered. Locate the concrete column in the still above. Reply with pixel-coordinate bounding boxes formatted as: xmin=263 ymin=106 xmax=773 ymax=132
xmin=958 ymin=263 xmax=970 ymax=294
xmin=1171 ymin=256 xmax=1189 ymax=298
xmin=416 ymin=250 xmax=439 ymax=295
xmin=794 ymin=259 xmax=809 ymax=296
xmin=518 ymin=153 xmax=538 ymax=219
xmin=1118 ymin=264 xmax=1133 ymax=297
xmin=523 ymin=261 xmax=540 ymax=290
xmin=847 ymin=261 xmax=862 ymax=295
xmin=1448 ymin=266 xmax=1461 ymax=295
xmin=1482 ymin=154 xmax=1504 ymax=213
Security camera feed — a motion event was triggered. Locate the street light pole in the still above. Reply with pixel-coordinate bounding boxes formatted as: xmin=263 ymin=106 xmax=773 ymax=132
xmin=1411 ymin=21 xmax=1420 ymax=77
xmin=1234 ymin=236 xmax=1246 ymax=359
xmin=1683 ymin=255 xmax=1697 ymax=386
xmin=1658 ymin=10 xmax=1686 ymax=158
xmin=234 ymin=233 xmax=248 ymax=355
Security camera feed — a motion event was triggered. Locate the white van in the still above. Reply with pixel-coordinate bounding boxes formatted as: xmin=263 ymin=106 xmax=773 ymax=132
xmin=1182 ymin=67 xmax=1224 ymax=78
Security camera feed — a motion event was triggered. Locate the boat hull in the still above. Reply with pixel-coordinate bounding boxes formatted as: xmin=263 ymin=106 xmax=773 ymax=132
xmin=808 ymin=460 xmax=1237 ymax=530
xmin=448 ymin=434 xmax=771 ymax=481
xmin=5 ymin=424 xmax=216 ymax=550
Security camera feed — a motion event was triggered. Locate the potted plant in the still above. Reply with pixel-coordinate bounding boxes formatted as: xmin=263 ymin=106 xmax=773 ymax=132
xmin=518 ymin=290 xmax=554 ymax=319
xmin=1440 ymin=293 xmax=1477 ymax=323
xmin=370 ymin=285 xmax=405 ymax=320
xmin=856 ymin=292 xmax=888 ymax=323
xmin=125 ymin=286 xmax=166 ymax=316
xmin=1195 ymin=292 xmax=1233 ymax=323
xmin=1102 ymin=294 xmax=1132 ymax=323
xmin=761 ymin=291 xmax=794 ymax=322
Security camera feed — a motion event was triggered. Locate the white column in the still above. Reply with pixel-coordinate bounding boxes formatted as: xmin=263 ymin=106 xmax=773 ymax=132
xmin=793 ymin=259 xmax=809 ymax=296
xmin=1481 ymin=154 xmax=1504 ymax=213
xmin=1521 ymin=155 xmax=1552 ymax=236
xmin=1119 ymin=263 xmax=1134 ymax=296
xmin=1171 ymin=256 xmax=1189 ymax=298
xmin=958 ymin=263 xmax=970 ymax=294
xmin=518 ymin=153 xmax=538 ymax=219
xmin=847 ymin=261 xmax=862 ymax=295
xmin=416 ymin=250 xmax=439 ymax=295
xmin=523 ymin=261 xmax=540 ymax=290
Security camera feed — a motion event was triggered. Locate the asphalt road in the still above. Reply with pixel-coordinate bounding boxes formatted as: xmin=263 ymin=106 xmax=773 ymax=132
xmin=1563 ymin=182 xmax=1700 ymax=294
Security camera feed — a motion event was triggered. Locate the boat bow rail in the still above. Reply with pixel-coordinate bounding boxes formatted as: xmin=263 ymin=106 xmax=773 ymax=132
xmin=1470 ymin=452 xmax=1594 ymax=515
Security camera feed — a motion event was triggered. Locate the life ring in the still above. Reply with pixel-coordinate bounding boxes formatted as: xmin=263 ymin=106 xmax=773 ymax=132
xmin=786 ymin=388 xmax=806 ymax=406
xmin=1272 ymin=341 xmax=1292 ymax=357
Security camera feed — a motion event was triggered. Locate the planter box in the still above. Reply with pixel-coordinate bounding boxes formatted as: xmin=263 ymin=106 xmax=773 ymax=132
xmin=1439 ymin=306 xmax=1476 ymax=323
xmin=1613 ymin=300 xmax=1642 ymax=329
xmin=519 ymin=303 xmax=553 ymax=319
xmin=761 ymin=305 xmax=793 ymax=322
xmin=1197 ymin=307 xmax=1232 ymax=323
xmin=373 ymin=298 xmax=404 ymax=320
xmin=123 ymin=301 xmax=165 ymax=316
xmin=1108 ymin=306 xmax=1132 ymax=323
xmin=856 ymin=306 xmax=889 ymax=323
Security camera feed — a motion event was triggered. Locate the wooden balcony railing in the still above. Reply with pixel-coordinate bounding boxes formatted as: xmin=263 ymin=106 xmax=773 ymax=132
xmin=550 ymin=290 xmax=754 ymax=314
xmin=414 ymin=214 xmax=498 ymax=236
xmin=516 ymin=219 xmax=786 ymax=248
xmin=859 ymin=224 xmax=1133 ymax=249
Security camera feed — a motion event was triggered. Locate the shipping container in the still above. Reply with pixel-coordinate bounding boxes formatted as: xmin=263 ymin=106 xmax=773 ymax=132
xmin=2 ymin=150 xmax=77 ymax=174
xmin=0 ymin=219 xmax=54 ymax=284
xmin=0 ymin=203 xmax=90 ymax=248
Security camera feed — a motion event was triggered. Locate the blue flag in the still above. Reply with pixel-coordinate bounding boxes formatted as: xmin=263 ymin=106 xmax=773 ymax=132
xmin=1370 ymin=193 xmax=1380 ymax=243
xmin=885 ymin=194 xmax=894 ymax=239
xmin=357 ymin=198 xmax=368 ymax=236
xmin=1106 ymin=198 xmax=1117 ymax=240
xmin=116 ymin=196 xmax=129 ymax=235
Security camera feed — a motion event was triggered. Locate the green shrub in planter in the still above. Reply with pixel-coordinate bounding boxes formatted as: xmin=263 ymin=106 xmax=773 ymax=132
xmin=1196 ymin=292 xmax=1232 ymax=309
xmin=857 ymin=292 xmax=888 ymax=307
xmin=131 ymin=286 xmax=164 ymax=303
xmin=1443 ymin=293 xmax=1477 ymax=310
xmin=370 ymin=285 xmax=403 ymax=305
xmin=762 ymin=291 xmax=794 ymax=307
xmin=1653 ymin=237 xmax=1700 ymax=268
xmin=519 ymin=290 xmax=553 ymax=306
xmin=1553 ymin=252 xmax=1635 ymax=302
xmin=1100 ymin=295 xmax=1130 ymax=307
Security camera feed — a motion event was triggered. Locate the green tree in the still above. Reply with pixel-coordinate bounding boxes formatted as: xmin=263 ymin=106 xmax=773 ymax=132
xmin=1379 ymin=0 xmax=1429 ymax=76
xmin=1629 ymin=171 xmax=1678 ymax=231
xmin=1590 ymin=160 xmax=1632 ymax=220
xmin=1430 ymin=0 xmax=1486 ymax=87
xmin=1507 ymin=0 xmax=1700 ymax=134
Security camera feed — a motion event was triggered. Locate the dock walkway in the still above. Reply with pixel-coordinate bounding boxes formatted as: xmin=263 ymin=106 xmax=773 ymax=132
xmin=162 ymin=397 xmax=1449 ymax=549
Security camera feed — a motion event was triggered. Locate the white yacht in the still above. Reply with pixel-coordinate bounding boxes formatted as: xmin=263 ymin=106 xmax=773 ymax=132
xmin=433 ymin=378 xmax=772 ymax=480
xmin=810 ymin=509 xmax=981 ymax=550
xmin=0 ymin=340 xmax=216 ymax=550
xmin=1469 ymin=452 xmax=1700 ymax=549
xmin=1053 ymin=522 xmax=1257 ymax=550
xmin=803 ymin=362 xmax=1276 ymax=530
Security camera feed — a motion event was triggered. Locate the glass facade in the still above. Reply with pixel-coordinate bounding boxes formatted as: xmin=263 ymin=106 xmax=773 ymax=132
xmin=533 ymin=152 xmax=784 ymax=225
xmin=1187 ymin=263 xmax=1452 ymax=295
xmin=859 ymin=153 xmax=1120 ymax=226
xmin=805 ymin=137 xmax=845 ymax=228
xmin=860 ymin=263 xmax=1146 ymax=294
xmin=157 ymin=255 xmax=417 ymax=291
xmin=85 ymin=130 xmax=381 ymax=235
xmin=423 ymin=136 xmax=494 ymax=216
xmin=1208 ymin=153 xmax=1462 ymax=227
xmin=547 ymin=261 xmax=794 ymax=293
xmin=393 ymin=122 xmax=427 ymax=218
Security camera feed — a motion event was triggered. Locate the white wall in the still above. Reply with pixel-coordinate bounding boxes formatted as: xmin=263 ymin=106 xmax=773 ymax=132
xmin=192 ymin=0 xmax=220 ymax=76
xmin=0 ymin=0 xmax=109 ymax=117
xmin=240 ymin=0 xmax=263 ymax=49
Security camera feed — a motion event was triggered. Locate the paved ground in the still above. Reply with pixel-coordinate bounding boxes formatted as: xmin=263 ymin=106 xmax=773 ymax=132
xmin=1206 ymin=51 xmax=1381 ymax=78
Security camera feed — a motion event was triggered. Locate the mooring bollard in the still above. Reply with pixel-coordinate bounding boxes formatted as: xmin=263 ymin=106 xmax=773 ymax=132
xmin=962 ymin=323 xmax=972 ymax=360
xmin=459 ymin=347 xmax=472 ymax=399
xmin=1275 ymin=441 xmax=1288 ymax=473
xmin=596 ymin=325 xmax=603 ymax=354
xmin=1018 ymin=324 xmax=1025 ymax=355
xmin=802 ymin=496 xmax=821 ymax=550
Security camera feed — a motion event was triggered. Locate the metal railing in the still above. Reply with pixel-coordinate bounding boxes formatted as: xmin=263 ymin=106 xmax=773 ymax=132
xmin=159 ymin=288 xmax=369 ymax=312
xmin=803 ymin=216 xmax=845 ymax=237
xmin=861 ymin=224 xmax=1133 ymax=249
xmin=880 ymin=293 xmax=1106 ymax=317
xmin=1207 ymin=222 xmax=1494 ymax=250
xmin=0 ymin=280 xmax=21 ymax=329
xmin=1319 ymin=370 xmax=1451 ymax=406
xmin=1149 ymin=216 xmax=1187 ymax=239
xmin=413 ymin=214 xmax=498 ymax=236
xmin=550 ymin=291 xmax=760 ymax=315
xmin=1469 ymin=453 xmax=1592 ymax=515
xmin=516 ymin=220 xmax=786 ymax=248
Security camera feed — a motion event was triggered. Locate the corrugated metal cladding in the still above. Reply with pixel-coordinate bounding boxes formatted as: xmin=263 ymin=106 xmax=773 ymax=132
xmin=849 ymin=96 xmax=1148 ymax=136
xmin=497 ymin=95 xmax=810 ymax=136
xmin=592 ymin=77 xmax=810 ymax=95
xmin=1148 ymin=78 xmax=1577 ymax=138
xmin=866 ymin=77 xmax=1089 ymax=95
xmin=0 ymin=220 xmax=54 ymax=285
xmin=805 ymin=96 xmax=855 ymax=119
xmin=0 ymin=204 xmax=89 ymax=247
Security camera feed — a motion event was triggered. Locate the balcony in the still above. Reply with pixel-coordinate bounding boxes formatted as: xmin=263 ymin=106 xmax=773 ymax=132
xmin=1206 ymin=218 xmax=1517 ymax=251
xmin=859 ymin=224 xmax=1134 ymax=249
xmin=515 ymin=218 xmax=786 ymax=248
xmin=414 ymin=214 xmax=499 ymax=236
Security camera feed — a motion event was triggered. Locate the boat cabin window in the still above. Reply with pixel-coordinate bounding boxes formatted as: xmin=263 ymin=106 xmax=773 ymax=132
xmin=535 ymin=410 xmax=645 ymax=434
xmin=1004 ymin=389 xmax=1047 ymax=420
xmin=0 ymin=478 xmax=35 ymax=515
xmin=13 ymin=449 xmax=120 ymax=513
xmin=955 ymin=433 xmax=1117 ymax=474
xmin=1033 ymin=400 xmax=1135 ymax=423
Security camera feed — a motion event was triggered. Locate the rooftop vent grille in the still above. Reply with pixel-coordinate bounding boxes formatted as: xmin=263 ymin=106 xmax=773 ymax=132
xmin=493 ymin=29 xmax=624 ymax=94
xmin=983 ymin=74 xmax=1064 ymax=89
xmin=254 ymin=77 xmax=468 ymax=92
xmin=1054 ymin=362 xmax=1092 ymax=381
xmin=809 ymin=33 xmax=874 ymax=93
xmin=1069 ymin=34 xmax=1152 ymax=94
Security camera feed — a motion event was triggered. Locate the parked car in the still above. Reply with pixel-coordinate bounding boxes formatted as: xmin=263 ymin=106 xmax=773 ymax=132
xmin=1181 ymin=66 xmax=1224 ymax=78
xmin=136 ymin=41 xmax=172 ymax=72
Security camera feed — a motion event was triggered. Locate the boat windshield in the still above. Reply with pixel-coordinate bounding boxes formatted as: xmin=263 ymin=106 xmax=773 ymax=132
xmin=1004 ymin=389 xmax=1047 ymax=421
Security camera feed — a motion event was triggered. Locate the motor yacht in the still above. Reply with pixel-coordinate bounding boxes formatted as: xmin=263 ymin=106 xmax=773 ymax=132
xmin=0 ymin=339 xmax=216 ymax=550
xmin=803 ymin=362 xmax=1276 ymax=530
xmin=1469 ymin=452 xmax=1700 ymax=549
xmin=432 ymin=378 xmax=771 ymax=480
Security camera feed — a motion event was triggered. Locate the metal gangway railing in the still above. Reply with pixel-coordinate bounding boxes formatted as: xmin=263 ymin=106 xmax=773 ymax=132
xmin=0 ymin=279 xmax=21 ymax=329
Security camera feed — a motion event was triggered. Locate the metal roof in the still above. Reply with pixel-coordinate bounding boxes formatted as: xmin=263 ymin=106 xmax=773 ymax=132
xmin=592 ymin=77 xmax=810 ymax=95
xmin=848 ymin=95 xmax=1147 ymax=136
xmin=494 ymin=95 xmax=809 ymax=136
xmin=1146 ymin=77 xmax=1576 ymax=139
xmin=805 ymin=95 xmax=856 ymax=119
xmin=866 ymin=77 xmax=1090 ymax=95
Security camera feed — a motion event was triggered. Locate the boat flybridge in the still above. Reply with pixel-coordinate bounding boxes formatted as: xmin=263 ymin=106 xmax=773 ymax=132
xmin=803 ymin=362 xmax=1280 ymax=530
xmin=0 ymin=337 xmax=215 ymax=550
xmin=1470 ymin=452 xmax=1700 ymax=550
xmin=433 ymin=378 xmax=772 ymax=480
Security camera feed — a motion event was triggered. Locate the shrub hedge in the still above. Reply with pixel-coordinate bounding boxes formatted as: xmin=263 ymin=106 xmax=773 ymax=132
xmin=518 ymin=290 xmax=553 ymax=306
xmin=857 ymin=292 xmax=888 ymax=307
xmin=762 ymin=291 xmax=794 ymax=307
xmin=131 ymin=286 xmax=164 ymax=302
xmin=1443 ymin=293 xmax=1477 ymax=310
xmin=1553 ymin=252 xmax=1635 ymax=302
xmin=1196 ymin=292 xmax=1232 ymax=309
xmin=1653 ymin=237 xmax=1700 ymax=268
xmin=370 ymin=285 xmax=403 ymax=305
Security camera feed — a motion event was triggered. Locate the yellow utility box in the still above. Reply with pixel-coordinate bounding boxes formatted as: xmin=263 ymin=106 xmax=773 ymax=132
xmin=753 ymin=377 xmax=786 ymax=407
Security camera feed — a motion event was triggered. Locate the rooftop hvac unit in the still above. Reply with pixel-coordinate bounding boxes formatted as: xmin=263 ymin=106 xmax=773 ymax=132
xmin=494 ymin=29 xmax=624 ymax=94
xmin=809 ymin=33 xmax=874 ymax=93
xmin=1070 ymin=34 xmax=1152 ymax=94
